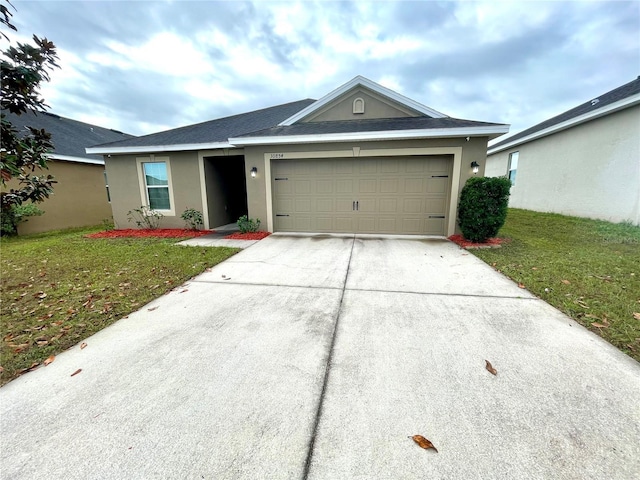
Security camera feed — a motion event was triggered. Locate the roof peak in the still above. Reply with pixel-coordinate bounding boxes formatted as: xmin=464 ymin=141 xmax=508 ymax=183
xmin=278 ymin=75 xmax=448 ymax=126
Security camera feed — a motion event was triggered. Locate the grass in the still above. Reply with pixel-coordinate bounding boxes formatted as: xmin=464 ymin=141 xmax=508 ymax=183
xmin=471 ymin=209 xmax=640 ymax=362
xmin=0 ymin=226 xmax=239 ymax=385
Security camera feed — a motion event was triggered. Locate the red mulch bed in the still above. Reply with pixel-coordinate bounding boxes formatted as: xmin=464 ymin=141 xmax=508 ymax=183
xmin=448 ymin=234 xmax=507 ymax=249
xmin=86 ymin=229 xmax=215 ymax=239
xmin=224 ymin=232 xmax=272 ymax=240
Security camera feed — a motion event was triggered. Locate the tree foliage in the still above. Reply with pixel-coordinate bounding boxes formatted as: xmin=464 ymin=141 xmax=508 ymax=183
xmin=0 ymin=0 xmax=59 ymax=223
xmin=457 ymin=176 xmax=512 ymax=243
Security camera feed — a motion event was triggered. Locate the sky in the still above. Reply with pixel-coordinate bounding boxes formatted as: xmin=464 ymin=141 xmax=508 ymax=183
xmin=4 ymin=0 xmax=640 ymax=143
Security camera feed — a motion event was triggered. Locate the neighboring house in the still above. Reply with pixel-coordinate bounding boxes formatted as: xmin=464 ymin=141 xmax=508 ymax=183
xmin=2 ymin=110 xmax=134 ymax=234
xmin=486 ymin=77 xmax=640 ymax=225
xmin=88 ymin=76 xmax=508 ymax=236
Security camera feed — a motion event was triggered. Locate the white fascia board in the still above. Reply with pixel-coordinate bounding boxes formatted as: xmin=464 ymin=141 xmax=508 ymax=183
xmin=86 ymin=142 xmax=232 ymax=155
xmin=279 ymin=75 xmax=447 ymax=126
xmin=47 ymin=153 xmax=104 ymax=165
xmin=229 ymin=125 xmax=510 ymax=146
xmin=487 ymin=93 xmax=640 ymax=155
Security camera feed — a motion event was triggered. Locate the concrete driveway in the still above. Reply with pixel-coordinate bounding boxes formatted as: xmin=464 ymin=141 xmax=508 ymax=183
xmin=2 ymin=234 xmax=639 ymax=479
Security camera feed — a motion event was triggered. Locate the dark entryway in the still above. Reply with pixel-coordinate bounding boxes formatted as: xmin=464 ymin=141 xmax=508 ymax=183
xmin=203 ymin=155 xmax=248 ymax=228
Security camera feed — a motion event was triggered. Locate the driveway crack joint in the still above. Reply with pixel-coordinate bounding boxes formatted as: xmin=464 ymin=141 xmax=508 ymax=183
xmin=301 ymin=234 xmax=355 ymax=479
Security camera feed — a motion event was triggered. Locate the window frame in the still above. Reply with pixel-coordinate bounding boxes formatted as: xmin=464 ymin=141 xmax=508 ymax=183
xmin=507 ymin=151 xmax=519 ymax=185
xmin=136 ymin=156 xmax=175 ymax=216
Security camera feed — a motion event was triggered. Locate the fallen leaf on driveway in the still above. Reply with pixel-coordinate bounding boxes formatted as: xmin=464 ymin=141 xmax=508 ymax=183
xmin=633 ymin=312 xmax=640 ymax=321
xmin=485 ymin=359 xmax=498 ymax=375
xmin=148 ymin=306 xmax=159 ymax=311
xmin=17 ymin=362 xmax=39 ymax=375
xmin=518 ymin=283 xmax=525 ymax=289
xmin=70 ymin=369 xmax=82 ymax=377
xmin=80 ymin=342 xmax=87 ymax=349
xmin=409 ymin=435 xmax=438 ymax=453
xmin=43 ymin=355 xmax=55 ymax=366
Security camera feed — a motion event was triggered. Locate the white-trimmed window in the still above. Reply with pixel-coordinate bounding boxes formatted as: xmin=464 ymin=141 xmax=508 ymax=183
xmin=137 ymin=156 xmax=175 ymax=214
xmin=508 ymin=151 xmax=519 ymax=185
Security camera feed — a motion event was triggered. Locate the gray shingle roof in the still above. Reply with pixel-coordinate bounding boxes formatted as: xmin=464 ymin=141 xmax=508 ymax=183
xmin=234 ymin=116 xmax=506 ymax=138
xmin=490 ymin=76 xmax=640 ymax=150
xmin=1 ymin=109 xmax=133 ymax=161
xmin=92 ymin=99 xmax=316 ymax=149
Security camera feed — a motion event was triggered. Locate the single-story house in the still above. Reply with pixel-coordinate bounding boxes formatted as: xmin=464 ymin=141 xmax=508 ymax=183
xmin=1 ymin=110 xmax=133 ymax=234
xmin=486 ymin=76 xmax=640 ymax=225
xmin=88 ymin=76 xmax=509 ymax=236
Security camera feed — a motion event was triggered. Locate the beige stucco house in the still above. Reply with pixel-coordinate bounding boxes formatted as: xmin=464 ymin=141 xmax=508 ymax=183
xmin=88 ymin=76 xmax=508 ymax=236
xmin=1 ymin=110 xmax=132 ymax=234
xmin=486 ymin=76 xmax=640 ymax=225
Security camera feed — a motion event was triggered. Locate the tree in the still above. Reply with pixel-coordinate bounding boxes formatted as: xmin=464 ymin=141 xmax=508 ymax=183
xmin=1 ymin=0 xmax=58 ymax=232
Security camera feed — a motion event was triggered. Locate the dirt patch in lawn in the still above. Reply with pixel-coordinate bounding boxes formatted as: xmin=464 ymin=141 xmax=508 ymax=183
xmin=448 ymin=234 xmax=507 ymax=249
xmin=86 ymin=229 xmax=215 ymax=239
xmin=224 ymin=232 xmax=271 ymax=240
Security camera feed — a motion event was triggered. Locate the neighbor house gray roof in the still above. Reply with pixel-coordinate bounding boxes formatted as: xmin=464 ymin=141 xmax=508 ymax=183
xmin=489 ymin=76 xmax=640 ymax=153
xmin=235 ymin=116 xmax=506 ymax=138
xmin=1 ymin=109 xmax=133 ymax=163
xmin=91 ymin=99 xmax=316 ymax=150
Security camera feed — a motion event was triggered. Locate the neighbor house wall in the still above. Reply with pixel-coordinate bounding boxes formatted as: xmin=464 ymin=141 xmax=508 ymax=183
xmin=105 ymin=151 xmax=203 ymax=229
xmin=486 ymin=105 xmax=640 ymax=225
xmin=9 ymin=160 xmax=112 ymax=235
xmin=244 ymin=136 xmax=489 ymax=234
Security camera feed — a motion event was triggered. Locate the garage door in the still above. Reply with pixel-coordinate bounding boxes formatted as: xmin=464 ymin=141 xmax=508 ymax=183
xmin=272 ymin=156 xmax=452 ymax=235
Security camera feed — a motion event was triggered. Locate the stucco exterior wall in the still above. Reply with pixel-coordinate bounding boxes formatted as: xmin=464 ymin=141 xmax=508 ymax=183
xmin=105 ymin=151 xmax=203 ymax=229
xmin=10 ymin=160 xmax=112 ymax=235
xmin=243 ymin=136 xmax=489 ymax=234
xmin=486 ymin=105 xmax=640 ymax=225
xmin=303 ymin=87 xmax=418 ymax=122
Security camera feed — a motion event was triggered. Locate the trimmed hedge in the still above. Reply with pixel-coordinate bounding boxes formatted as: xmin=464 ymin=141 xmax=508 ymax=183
xmin=457 ymin=176 xmax=512 ymax=242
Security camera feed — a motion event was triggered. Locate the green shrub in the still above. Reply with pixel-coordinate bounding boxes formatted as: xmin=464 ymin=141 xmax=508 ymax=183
xmin=0 ymin=203 xmax=44 ymax=236
xmin=127 ymin=206 xmax=163 ymax=229
xmin=237 ymin=215 xmax=261 ymax=233
xmin=457 ymin=176 xmax=512 ymax=242
xmin=102 ymin=217 xmax=115 ymax=231
xmin=181 ymin=208 xmax=204 ymax=230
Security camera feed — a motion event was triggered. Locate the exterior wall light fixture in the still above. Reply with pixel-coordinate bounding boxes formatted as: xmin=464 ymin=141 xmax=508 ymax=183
xmin=250 ymin=167 xmax=258 ymax=178
xmin=470 ymin=161 xmax=480 ymax=174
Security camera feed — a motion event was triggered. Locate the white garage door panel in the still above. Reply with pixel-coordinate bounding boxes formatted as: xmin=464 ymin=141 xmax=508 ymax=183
xmin=272 ymin=156 xmax=452 ymax=235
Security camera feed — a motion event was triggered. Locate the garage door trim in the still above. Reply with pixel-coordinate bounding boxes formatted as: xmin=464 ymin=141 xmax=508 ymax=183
xmin=264 ymin=146 xmax=463 ymax=236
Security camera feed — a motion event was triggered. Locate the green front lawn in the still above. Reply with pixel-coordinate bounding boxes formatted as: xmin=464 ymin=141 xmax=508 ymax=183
xmin=0 ymin=227 xmax=239 ymax=385
xmin=472 ymin=209 xmax=640 ymax=361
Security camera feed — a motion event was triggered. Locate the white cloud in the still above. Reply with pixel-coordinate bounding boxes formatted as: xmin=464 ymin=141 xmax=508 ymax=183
xmin=4 ymin=0 xmax=638 ymax=137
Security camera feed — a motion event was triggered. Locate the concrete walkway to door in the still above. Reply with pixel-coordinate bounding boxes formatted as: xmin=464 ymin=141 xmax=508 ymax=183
xmin=1 ymin=234 xmax=639 ymax=479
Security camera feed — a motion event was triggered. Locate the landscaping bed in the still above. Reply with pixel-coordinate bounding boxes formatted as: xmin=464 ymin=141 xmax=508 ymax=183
xmin=471 ymin=209 xmax=640 ymax=361
xmin=448 ymin=234 xmax=506 ymax=249
xmin=86 ymin=229 xmax=214 ymax=239
xmin=224 ymin=232 xmax=271 ymax=240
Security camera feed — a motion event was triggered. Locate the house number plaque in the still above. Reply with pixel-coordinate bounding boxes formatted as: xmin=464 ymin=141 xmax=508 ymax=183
xmin=270 ymin=153 xmax=284 ymax=159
